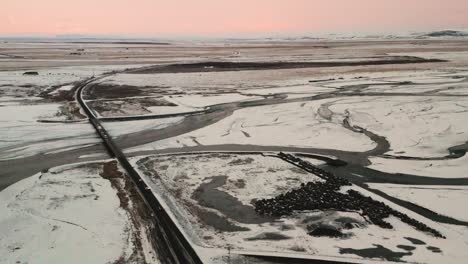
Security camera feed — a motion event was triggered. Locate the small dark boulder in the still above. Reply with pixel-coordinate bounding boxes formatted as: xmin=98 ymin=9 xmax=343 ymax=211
xmin=23 ymin=71 xmax=38 ymax=76
xmin=308 ymin=225 xmax=344 ymax=238
xmin=427 ymin=246 xmax=442 ymax=253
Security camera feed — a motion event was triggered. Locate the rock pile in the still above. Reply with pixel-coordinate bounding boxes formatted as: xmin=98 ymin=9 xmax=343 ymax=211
xmin=277 ymin=152 xmax=350 ymax=186
xmin=254 ymin=153 xmax=444 ymax=238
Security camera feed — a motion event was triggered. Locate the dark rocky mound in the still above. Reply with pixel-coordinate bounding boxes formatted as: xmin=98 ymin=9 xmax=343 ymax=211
xmin=254 ymin=153 xmax=444 ymax=238
xmin=245 ymin=232 xmax=291 ymax=241
xmin=426 ymin=246 xmax=442 ymax=253
xmin=23 ymin=71 xmax=39 ymax=76
xmin=308 ymin=225 xmax=344 ymax=238
xmin=404 ymin=237 xmax=426 ymax=245
xmin=397 ymin=245 xmax=416 ymax=251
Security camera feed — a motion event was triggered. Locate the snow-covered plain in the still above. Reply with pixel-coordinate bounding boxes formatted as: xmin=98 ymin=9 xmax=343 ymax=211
xmin=2 ymin=39 xmax=468 ymax=264
xmin=164 ymin=93 xmax=258 ymax=108
xmin=104 ymin=117 xmax=184 ymax=137
xmin=367 ymin=183 xmax=468 ymax=222
xmin=127 ymin=100 xmax=376 ymax=153
xmin=134 ymin=153 xmax=468 ymax=264
xmin=369 ymin=155 xmax=468 ymax=178
xmin=0 ymin=161 xmax=157 ymax=264
xmin=99 ymin=70 xmax=345 ymax=99
xmin=0 ymin=64 xmax=148 ymax=160
xmin=329 ymin=96 xmax=468 ymax=157
xmin=0 ymin=103 xmax=99 ymax=160
xmin=0 ymin=65 xmax=141 ymax=99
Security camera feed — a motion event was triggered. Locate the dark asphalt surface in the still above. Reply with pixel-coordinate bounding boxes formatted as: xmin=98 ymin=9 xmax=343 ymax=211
xmin=76 ymin=79 xmax=203 ymax=264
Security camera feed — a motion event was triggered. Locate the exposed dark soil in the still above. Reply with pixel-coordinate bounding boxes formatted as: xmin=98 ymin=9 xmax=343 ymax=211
xmin=228 ymin=157 xmax=254 ymax=166
xmin=54 ymin=102 xmax=86 ymax=120
xmin=246 ymin=232 xmax=291 ymax=241
xmin=88 ymin=97 xmax=177 ymax=117
xmin=426 ymin=246 xmax=442 ymax=253
xmin=99 ymin=161 xmax=159 ymax=264
xmin=339 ymin=244 xmax=412 ymax=262
xmin=130 ymin=57 xmax=445 ymax=74
xmin=195 ymin=209 xmax=250 ymax=232
xmin=84 ymin=84 xmax=173 ymax=100
xmin=233 ymin=179 xmax=246 ymax=188
xmin=308 ymin=225 xmax=345 ymax=238
xmin=86 ymin=84 xmax=146 ymax=99
xmin=404 ymin=237 xmax=426 ymax=245
xmin=39 ymin=82 xmax=79 ymax=102
xmin=396 ymin=245 xmax=416 ymax=251
xmin=23 ymin=71 xmax=38 ymax=75
xmin=191 ymin=176 xmax=274 ymax=225
xmin=243 ymin=255 xmax=357 ymax=264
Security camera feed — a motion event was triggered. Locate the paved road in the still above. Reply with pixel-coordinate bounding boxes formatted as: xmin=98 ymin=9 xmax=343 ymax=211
xmin=76 ymin=79 xmax=203 ymax=264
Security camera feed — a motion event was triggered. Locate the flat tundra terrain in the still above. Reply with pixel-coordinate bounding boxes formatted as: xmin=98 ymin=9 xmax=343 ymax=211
xmin=1 ymin=37 xmax=468 ymax=264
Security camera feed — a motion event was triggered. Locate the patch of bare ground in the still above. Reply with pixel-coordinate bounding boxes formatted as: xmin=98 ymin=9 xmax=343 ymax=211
xmin=0 ymin=84 xmax=46 ymax=98
xmin=84 ymin=84 xmax=174 ymax=100
xmin=100 ymin=161 xmax=159 ymax=264
xmin=88 ymin=97 xmax=177 ymax=117
xmin=55 ymin=102 xmax=86 ymax=120
xmin=39 ymin=82 xmax=79 ymax=102
xmin=130 ymin=57 xmax=445 ymax=74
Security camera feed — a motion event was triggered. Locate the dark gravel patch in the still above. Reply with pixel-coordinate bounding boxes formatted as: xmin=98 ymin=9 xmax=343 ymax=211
xmin=130 ymin=57 xmax=445 ymax=74
xmin=196 ymin=209 xmax=249 ymax=232
xmin=245 ymin=232 xmax=291 ymax=241
xmin=404 ymin=237 xmax=426 ymax=245
xmin=339 ymin=244 xmax=412 ymax=262
xmin=396 ymin=245 xmax=416 ymax=251
xmin=254 ymin=153 xmax=445 ymax=238
xmin=426 ymin=246 xmax=442 ymax=253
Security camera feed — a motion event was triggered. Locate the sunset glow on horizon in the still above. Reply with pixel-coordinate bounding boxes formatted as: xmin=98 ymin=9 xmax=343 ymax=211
xmin=2 ymin=0 xmax=468 ymax=37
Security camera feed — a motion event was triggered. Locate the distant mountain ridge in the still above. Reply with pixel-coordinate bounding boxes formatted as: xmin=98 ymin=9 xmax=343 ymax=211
xmin=424 ymin=30 xmax=468 ymax=37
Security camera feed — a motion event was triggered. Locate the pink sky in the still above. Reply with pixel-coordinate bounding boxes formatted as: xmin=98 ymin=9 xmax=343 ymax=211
xmin=1 ymin=0 xmax=468 ymax=36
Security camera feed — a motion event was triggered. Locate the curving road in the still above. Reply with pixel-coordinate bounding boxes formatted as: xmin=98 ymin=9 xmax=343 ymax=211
xmin=76 ymin=78 xmax=203 ymax=264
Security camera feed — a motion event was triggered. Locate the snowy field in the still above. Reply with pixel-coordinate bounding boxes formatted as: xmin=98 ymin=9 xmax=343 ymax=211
xmin=134 ymin=153 xmax=468 ymax=264
xmin=369 ymin=156 xmax=468 ymax=178
xmin=127 ymin=100 xmax=376 ymax=153
xmin=104 ymin=117 xmax=184 ymax=137
xmin=0 ymin=161 xmax=157 ymax=264
xmin=1 ymin=39 xmax=468 ymax=264
xmin=329 ymin=96 xmax=468 ymax=157
xmin=0 ymin=103 xmax=100 ymax=160
xmin=0 ymin=64 xmax=149 ymax=160
xmin=0 ymin=65 xmax=142 ymax=99
xmin=367 ymin=183 xmax=468 ymax=222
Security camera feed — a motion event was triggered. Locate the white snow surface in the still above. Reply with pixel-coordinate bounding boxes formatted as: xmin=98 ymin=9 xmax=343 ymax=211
xmin=127 ymin=100 xmax=375 ymax=153
xmin=0 ymin=65 xmax=143 ymax=98
xmin=164 ymin=93 xmax=257 ymax=108
xmin=104 ymin=117 xmax=184 ymax=137
xmin=0 ymin=162 xmax=147 ymax=264
xmin=0 ymin=64 xmax=152 ymax=159
xmin=329 ymin=96 xmax=468 ymax=156
xmin=0 ymin=104 xmax=99 ymax=160
xmin=368 ymin=183 xmax=468 ymax=222
xmin=369 ymin=155 xmax=468 ymax=178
